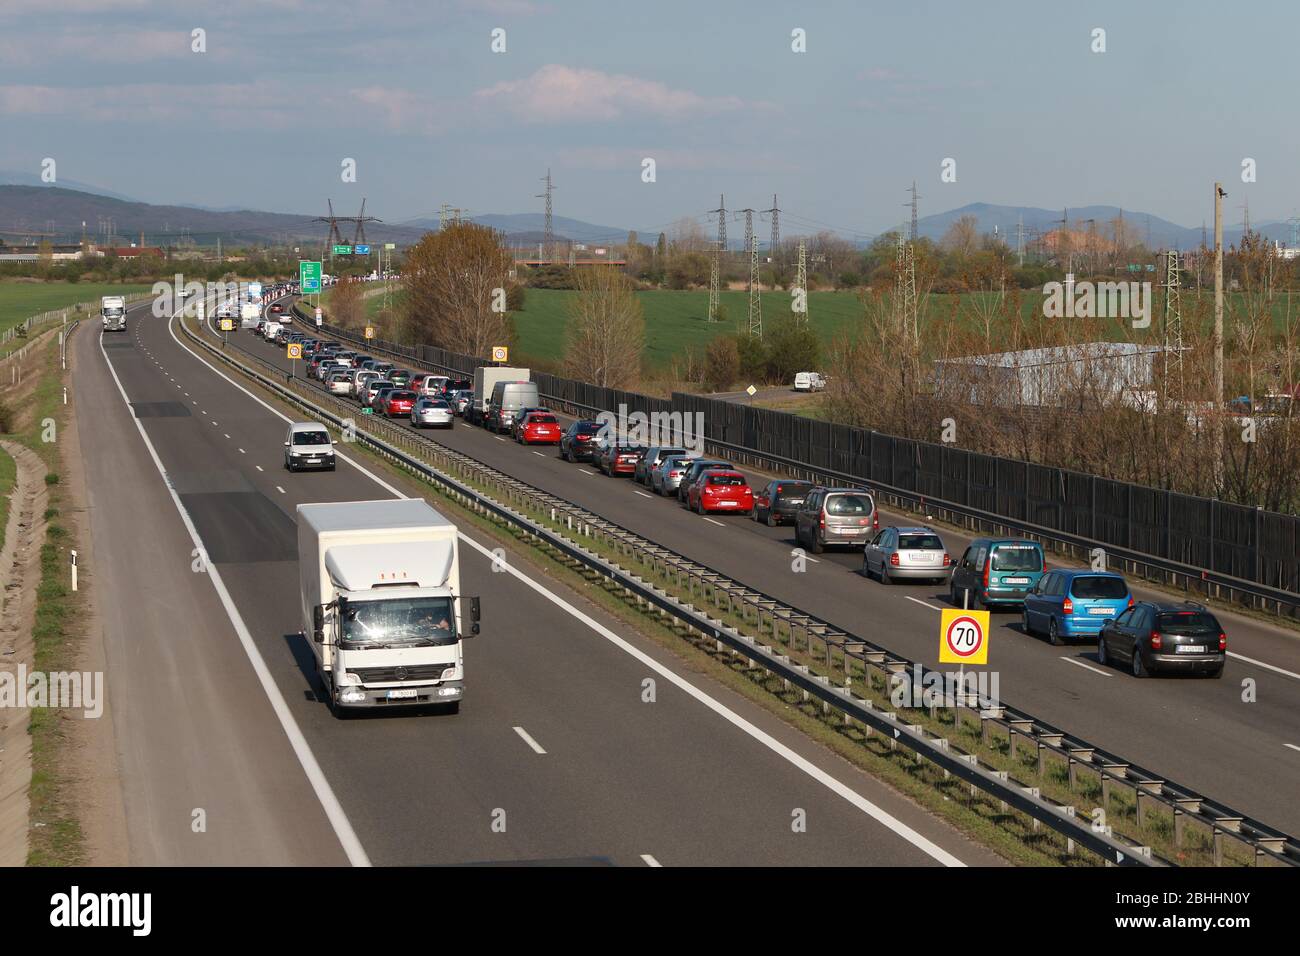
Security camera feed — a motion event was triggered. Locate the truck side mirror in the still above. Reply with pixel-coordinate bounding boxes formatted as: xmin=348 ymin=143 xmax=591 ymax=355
xmin=469 ymin=596 xmax=481 ymax=635
xmin=313 ymin=605 xmax=325 ymax=631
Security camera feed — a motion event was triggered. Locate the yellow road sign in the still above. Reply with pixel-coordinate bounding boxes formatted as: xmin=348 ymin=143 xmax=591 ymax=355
xmin=939 ymin=608 xmax=990 ymax=665
xmin=491 ymin=345 xmax=509 ymax=362
xmin=364 ymin=326 xmax=375 ymax=340
xmin=219 ymin=318 xmax=234 ymax=331
xmin=286 ymin=343 xmax=303 ymax=359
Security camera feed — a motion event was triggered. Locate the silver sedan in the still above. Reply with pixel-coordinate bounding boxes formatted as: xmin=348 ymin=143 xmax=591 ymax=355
xmin=862 ymin=526 xmax=952 ymax=584
xmin=411 ymin=398 xmax=455 ymax=429
xmin=651 ymin=455 xmax=695 ymax=496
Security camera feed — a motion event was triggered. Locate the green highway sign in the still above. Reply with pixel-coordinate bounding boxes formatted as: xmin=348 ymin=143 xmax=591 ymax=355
xmin=332 ymin=244 xmax=353 ymax=255
xmin=299 ymin=260 xmax=322 ymax=294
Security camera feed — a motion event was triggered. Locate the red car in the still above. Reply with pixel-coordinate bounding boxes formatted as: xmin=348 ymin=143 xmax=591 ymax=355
xmin=599 ymin=445 xmax=645 ymax=476
xmin=269 ymin=303 xmax=284 ymax=313
xmin=688 ymin=470 xmax=754 ymax=515
xmin=382 ymin=389 xmax=417 ymax=418
xmin=516 ymin=411 xmax=562 ymax=444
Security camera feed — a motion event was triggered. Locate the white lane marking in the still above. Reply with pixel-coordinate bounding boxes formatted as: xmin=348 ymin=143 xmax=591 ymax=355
xmin=804 ymin=555 xmax=821 ymax=563
xmin=701 ymin=516 xmax=725 ymax=527
xmin=238 ymin=448 xmax=245 ymax=454
xmin=1284 ymin=744 xmax=1300 ymax=754
xmin=905 ymin=596 xmax=943 ymax=611
xmin=276 ymin=485 xmax=286 ymax=494
xmin=1061 ymin=656 xmax=1112 ymax=677
xmin=580 ymin=470 xmax=592 ymax=477
xmin=640 ymin=854 xmax=662 ymax=867
xmin=98 ymin=327 xmax=371 ymax=868
xmin=224 ymin=434 xmax=231 ymax=439
xmin=634 ymin=491 xmax=652 ymax=499
xmin=1227 ymin=651 xmax=1300 ymax=681
xmin=255 ymin=465 xmax=264 ymax=472
xmin=168 ymin=313 xmax=966 ymax=867
xmin=532 ymin=451 xmax=545 ymax=458
xmin=513 ymin=726 xmax=547 ymax=755
xmin=495 ymin=435 xmax=506 ymax=441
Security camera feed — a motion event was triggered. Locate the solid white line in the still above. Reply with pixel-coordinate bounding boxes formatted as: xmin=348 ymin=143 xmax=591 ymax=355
xmin=1061 ymin=656 xmax=1112 ymax=677
xmin=513 ymin=726 xmax=547 ymax=754
xmin=701 ymin=516 xmax=725 ymax=527
xmin=640 ymin=853 xmax=662 ymax=867
xmin=97 ymin=327 xmax=371 ymax=868
xmin=1227 ymin=651 xmax=1300 ymax=681
xmin=167 ymin=312 xmax=966 ymax=868
xmin=905 ymin=596 xmax=943 ymax=611
xmin=1284 ymin=744 xmax=1300 ymax=754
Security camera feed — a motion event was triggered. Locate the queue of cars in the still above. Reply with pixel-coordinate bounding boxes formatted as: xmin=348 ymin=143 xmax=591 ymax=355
xmin=258 ymin=314 xmax=1228 ymax=680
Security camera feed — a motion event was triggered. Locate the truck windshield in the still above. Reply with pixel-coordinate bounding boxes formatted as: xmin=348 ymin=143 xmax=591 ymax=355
xmin=341 ymin=597 xmax=456 ymax=649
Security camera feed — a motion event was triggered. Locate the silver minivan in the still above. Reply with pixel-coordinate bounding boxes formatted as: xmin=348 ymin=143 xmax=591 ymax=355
xmin=794 ymin=487 xmax=877 ymax=554
xmin=486 ymin=380 xmax=539 ymax=433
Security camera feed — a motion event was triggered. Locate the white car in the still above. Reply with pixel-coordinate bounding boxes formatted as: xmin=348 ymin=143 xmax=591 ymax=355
xmin=327 ymin=371 xmax=353 ymax=395
xmin=283 ymin=422 xmax=336 ymax=472
xmin=793 ymin=371 xmax=826 ymax=392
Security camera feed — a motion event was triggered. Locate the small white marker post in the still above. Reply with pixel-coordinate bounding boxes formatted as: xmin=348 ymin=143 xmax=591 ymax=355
xmin=70 ymin=550 xmax=78 ymax=592
xmin=63 ymin=386 xmax=67 ymax=405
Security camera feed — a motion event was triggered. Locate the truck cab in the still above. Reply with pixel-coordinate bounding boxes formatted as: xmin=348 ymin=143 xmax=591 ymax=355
xmin=101 ymin=295 xmax=127 ymax=332
xmin=299 ymin=499 xmax=480 ymax=715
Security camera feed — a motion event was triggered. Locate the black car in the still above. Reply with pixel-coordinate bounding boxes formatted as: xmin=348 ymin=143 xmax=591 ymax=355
xmin=560 ymin=420 xmax=604 ymax=462
xmin=676 ymin=459 xmax=731 ymax=503
xmin=1098 ymin=601 xmax=1226 ymax=678
xmin=753 ymin=479 xmax=815 ymax=527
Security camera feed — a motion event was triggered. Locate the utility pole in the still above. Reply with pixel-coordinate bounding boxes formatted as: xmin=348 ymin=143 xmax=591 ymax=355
xmin=1163 ymin=249 xmax=1183 ymax=388
xmin=1213 ymin=182 xmax=1225 ymax=491
xmin=747 ymin=231 xmax=763 ymax=338
xmin=763 ymin=194 xmax=780 ymax=268
xmin=536 ymin=170 xmax=556 ymax=264
xmin=794 ymin=239 xmax=808 ymax=325
xmin=708 ymin=240 xmax=721 ymax=322
xmin=1016 ymin=214 xmax=1024 ymax=266
xmin=907 ymin=181 xmax=920 ymax=242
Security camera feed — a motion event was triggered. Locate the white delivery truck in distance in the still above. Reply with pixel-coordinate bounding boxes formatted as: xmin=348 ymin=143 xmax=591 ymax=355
xmin=299 ymin=498 xmax=479 ymax=715
xmin=470 ymin=365 xmax=530 ymax=426
xmin=240 ymin=301 xmax=262 ymax=328
xmin=101 ymin=295 xmax=127 ymax=331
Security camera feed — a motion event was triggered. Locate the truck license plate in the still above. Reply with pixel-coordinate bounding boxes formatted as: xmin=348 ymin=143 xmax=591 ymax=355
xmin=386 ymin=688 xmax=418 ymax=699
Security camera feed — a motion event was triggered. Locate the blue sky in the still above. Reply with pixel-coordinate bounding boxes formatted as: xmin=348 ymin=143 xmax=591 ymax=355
xmin=2 ymin=0 xmax=1296 ymax=236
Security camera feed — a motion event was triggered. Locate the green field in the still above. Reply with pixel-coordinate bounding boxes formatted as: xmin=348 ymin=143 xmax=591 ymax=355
xmin=321 ymin=283 xmax=1300 ymax=373
xmin=0 ymin=282 xmax=153 ymax=334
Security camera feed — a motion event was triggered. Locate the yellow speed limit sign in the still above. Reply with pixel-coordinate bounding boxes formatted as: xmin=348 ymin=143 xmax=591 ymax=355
xmin=491 ymin=345 xmax=509 ymax=363
xmin=939 ymin=608 xmax=990 ymax=665
xmin=219 ymin=318 xmax=234 ymax=331
xmin=286 ymin=343 xmax=303 ymax=359
xmin=364 ymin=326 xmax=375 ymax=340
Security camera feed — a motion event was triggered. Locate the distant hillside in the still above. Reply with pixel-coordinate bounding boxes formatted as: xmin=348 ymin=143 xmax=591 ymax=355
xmin=402 ymin=212 xmax=647 ymax=245
xmin=0 ymin=186 xmax=432 ymax=247
xmin=895 ymin=202 xmax=1285 ymax=250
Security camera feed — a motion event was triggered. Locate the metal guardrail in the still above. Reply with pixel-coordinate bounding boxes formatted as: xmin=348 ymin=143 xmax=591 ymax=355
xmin=190 ymin=312 xmax=1300 ymax=868
xmin=310 ymin=311 xmax=1300 ymax=621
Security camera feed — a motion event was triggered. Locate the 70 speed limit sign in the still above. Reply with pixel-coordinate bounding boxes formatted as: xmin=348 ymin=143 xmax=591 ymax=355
xmin=939 ymin=609 xmax=990 ymax=665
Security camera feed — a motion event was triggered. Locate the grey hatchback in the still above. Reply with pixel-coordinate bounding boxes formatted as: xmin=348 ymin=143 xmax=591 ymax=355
xmin=793 ymin=487 xmax=877 ymax=553
xmin=862 ymin=526 xmax=951 ymax=584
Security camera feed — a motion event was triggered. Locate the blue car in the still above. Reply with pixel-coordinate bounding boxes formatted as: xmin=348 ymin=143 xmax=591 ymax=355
xmin=1022 ymin=570 xmax=1133 ymax=645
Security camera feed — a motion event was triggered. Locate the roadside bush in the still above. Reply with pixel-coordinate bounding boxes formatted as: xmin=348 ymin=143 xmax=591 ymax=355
xmin=702 ymin=336 xmax=739 ymax=392
xmin=764 ymin=315 xmax=821 ymax=384
xmin=0 ymin=398 xmax=12 ymax=433
xmin=735 ymin=332 xmax=768 ymax=383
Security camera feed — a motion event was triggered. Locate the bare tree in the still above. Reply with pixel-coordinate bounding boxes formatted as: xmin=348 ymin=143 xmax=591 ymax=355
xmin=402 ymin=222 xmax=515 ymax=358
xmin=563 ymin=267 xmax=645 ymax=388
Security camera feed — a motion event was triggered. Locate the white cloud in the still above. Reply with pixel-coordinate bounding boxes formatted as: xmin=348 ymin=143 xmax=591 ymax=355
xmin=474 ymin=64 xmax=746 ymax=123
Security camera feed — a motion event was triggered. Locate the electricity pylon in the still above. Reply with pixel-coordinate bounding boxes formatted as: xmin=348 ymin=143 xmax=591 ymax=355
xmin=708 ymin=241 xmax=721 ymax=322
xmin=794 ymin=239 xmax=808 ymax=325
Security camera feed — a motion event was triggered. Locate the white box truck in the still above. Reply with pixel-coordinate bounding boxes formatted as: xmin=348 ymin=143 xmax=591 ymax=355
xmin=299 ymin=498 xmax=480 ymax=715
xmin=240 ymin=301 xmax=262 ymax=328
xmin=470 ymin=366 xmax=529 ymax=426
xmin=101 ymin=295 xmax=127 ymax=331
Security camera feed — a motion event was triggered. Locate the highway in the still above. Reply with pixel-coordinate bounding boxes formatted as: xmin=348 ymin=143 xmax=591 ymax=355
xmin=70 ymin=296 xmax=1002 ymax=866
xmin=232 ymin=299 xmax=1300 ymax=835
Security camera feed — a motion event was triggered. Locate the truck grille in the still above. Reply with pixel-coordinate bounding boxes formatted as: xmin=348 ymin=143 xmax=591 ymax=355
xmin=352 ymin=664 xmax=453 ymax=683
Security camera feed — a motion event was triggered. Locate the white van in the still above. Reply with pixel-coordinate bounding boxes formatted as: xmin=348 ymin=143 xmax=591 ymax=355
xmin=794 ymin=372 xmax=826 ymax=392
xmin=486 ymin=380 xmax=540 ymax=434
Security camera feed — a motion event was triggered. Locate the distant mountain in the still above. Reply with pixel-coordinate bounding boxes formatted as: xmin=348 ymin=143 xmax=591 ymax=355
xmin=402 ymin=212 xmax=645 ymax=245
xmin=0 ymin=186 xmax=432 ymax=247
xmin=895 ymin=202 xmax=1286 ymax=250
xmin=0 ymin=171 xmax=141 ymax=204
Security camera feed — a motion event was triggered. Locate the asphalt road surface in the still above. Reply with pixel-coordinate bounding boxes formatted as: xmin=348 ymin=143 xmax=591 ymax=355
xmin=71 ymin=297 xmax=1000 ymax=866
xmin=232 ymin=300 xmax=1300 ymax=835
